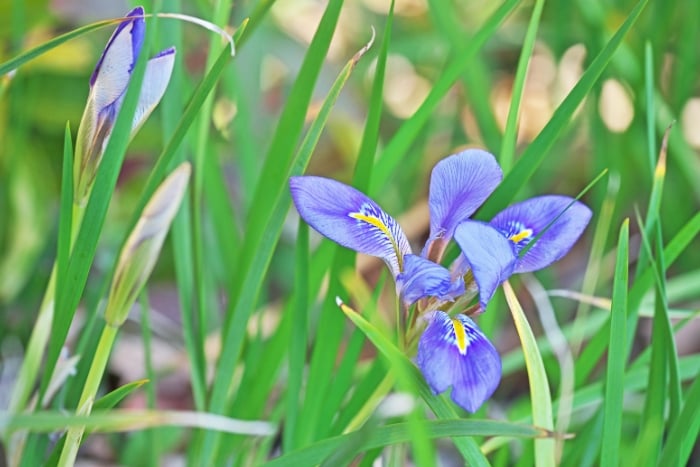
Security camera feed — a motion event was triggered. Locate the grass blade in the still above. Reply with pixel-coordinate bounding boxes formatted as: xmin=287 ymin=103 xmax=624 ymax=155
xmin=370 ymin=0 xmax=520 ymax=195
xmin=658 ymin=368 xmax=700 ymax=466
xmin=266 ymin=419 xmax=550 ymax=467
xmin=499 ymin=0 xmax=546 ymax=173
xmin=196 ymin=7 xmax=371 ymax=459
xmin=478 ymin=0 xmax=649 ymax=219
xmin=503 ymin=280 xmax=555 ymax=467
xmin=282 ymin=220 xmax=310 ymax=452
xmin=0 ymin=18 xmax=130 ymax=76
xmin=599 ymin=219 xmax=629 ymax=467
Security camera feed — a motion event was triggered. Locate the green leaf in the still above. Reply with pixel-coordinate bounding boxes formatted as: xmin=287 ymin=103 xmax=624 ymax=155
xmin=282 ymin=220 xmax=310 ymax=452
xmin=658 ymin=368 xmax=700 ymax=466
xmin=503 ymin=281 xmax=555 ymax=467
xmin=265 ymin=420 xmax=550 ymax=467
xmin=352 ymin=0 xmax=393 ymax=192
xmin=600 ymin=219 xmax=629 ymax=467
xmin=576 ymin=210 xmax=700 ymax=384
xmin=197 ymin=2 xmax=369 ymax=460
xmin=43 ymin=379 xmax=151 ymax=466
xmin=478 ymin=0 xmax=650 ymax=219
xmin=55 ymin=123 xmax=73 ymax=310
xmin=93 ymin=380 xmax=150 ymax=411
xmin=370 ymin=0 xmax=520 ymax=195
xmin=0 ymin=18 xmax=125 ymax=76
xmin=499 ymin=0 xmax=546 ymax=173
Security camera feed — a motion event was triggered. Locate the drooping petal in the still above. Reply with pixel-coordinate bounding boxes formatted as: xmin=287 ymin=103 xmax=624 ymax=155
xmin=396 ymin=254 xmax=464 ymax=305
xmin=289 ymin=176 xmax=411 ymax=278
xmin=490 ymin=196 xmax=592 ymax=273
xmin=130 ymin=47 xmax=176 ymax=135
xmin=416 ymin=311 xmax=501 ymax=413
xmin=91 ymin=7 xmax=146 ymax=114
xmin=453 ymin=221 xmax=517 ymax=309
xmin=423 ymin=149 xmax=502 ymax=260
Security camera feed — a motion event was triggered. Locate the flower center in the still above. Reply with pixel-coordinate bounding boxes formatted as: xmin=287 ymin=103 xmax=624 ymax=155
xmin=503 ymin=221 xmax=533 ymax=248
xmin=451 ymin=318 xmax=468 ymax=355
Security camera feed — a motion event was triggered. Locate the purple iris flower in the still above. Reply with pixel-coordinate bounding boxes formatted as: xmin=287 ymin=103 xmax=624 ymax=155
xmin=74 ymin=6 xmax=176 ymax=205
xmin=290 ymin=148 xmax=591 ymax=413
xmin=454 ymin=196 xmax=593 ymax=309
xmin=289 ymin=149 xmax=501 ymax=304
xmin=290 ymin=149 xmax=506 ymax=412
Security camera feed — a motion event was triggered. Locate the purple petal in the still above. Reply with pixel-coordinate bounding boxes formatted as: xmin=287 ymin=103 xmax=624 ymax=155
xmin=396 ymin=254 xmax=464 ymax=305
xmin=417 ymin=311 xmax=501 ymax=413
xmin=490 ymin=196 xmax=592 ymax=273
xmin=131 ymin=47 xmax=176 ymax=135
xmin=423 ymin=149 xmax=502 ymax=260
xmin=90 ymin=7 xmax=146 ymax=114
xmin=289 ymin=176 xmax=411 ymax=278
xmin=453 ymin=221 xmax=517 ymax=309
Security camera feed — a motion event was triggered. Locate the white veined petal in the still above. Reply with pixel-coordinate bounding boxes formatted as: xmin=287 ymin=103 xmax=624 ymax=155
xmin=92 ymin=17 xmax=142 ymax=114
xmin=131 ymin=48 xmax=176 ymax=135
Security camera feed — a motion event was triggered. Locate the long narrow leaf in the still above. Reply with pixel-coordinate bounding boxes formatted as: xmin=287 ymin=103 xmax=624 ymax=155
xmin=658 ymin=368 xmax=700 ymax=466
xmin=503 ymin=280 xmax=555 ymax=467
xmin=370 ymin=0 xmax=520 ymax=195
xmin=499 ymin=0 xmax=546 ymax=172
xmin=600 ymin=220 xmax=629 ymax=467
xmin=197 ymin=14 xmax=371 ymax=461
xmin=478 ymin=0 xmax=649 ymax=219
xmin=266 ymin=419 xmax=549 ymax=467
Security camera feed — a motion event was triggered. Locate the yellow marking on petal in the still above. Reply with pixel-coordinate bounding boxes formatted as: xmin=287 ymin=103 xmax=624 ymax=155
xmin=509 ymin=228 xmax=533 ymax=244
xmin=452 ymin=318 xmax=468 ymax=355
xmin=349 ymin=212 xmax=402 ymax=269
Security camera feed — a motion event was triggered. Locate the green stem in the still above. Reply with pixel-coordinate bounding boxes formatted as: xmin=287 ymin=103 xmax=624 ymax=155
xmin=6 ymin=202 xmax=86 ymax=416
xmin=7 ymin=271 xmax=56 ymax=416
xmin=57 ymin=323 xmax=118 ymax=467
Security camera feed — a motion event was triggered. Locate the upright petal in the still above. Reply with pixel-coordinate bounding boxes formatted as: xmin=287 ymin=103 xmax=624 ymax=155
xmin=289 ymin=176 xmax=411 ymax=278
xmin=417 ymin=311 xmax=501 ymax=413
xmin=423 ymin=149 xmax=502 ymax=260
xmin=91 ymin=7 xmax=146 ymax=114
xmin=453 ymin=221 xmax=517 ymax=309
xmin=396 ymin=254 xmax=464 ymax=305
xmin=490 ymin=196 xmax=592 ymax=273
xmin=131 ymin=47 xmax=176 ymax=135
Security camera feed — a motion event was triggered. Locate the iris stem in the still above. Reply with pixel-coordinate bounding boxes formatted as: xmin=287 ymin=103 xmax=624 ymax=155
xmin=57 ymin=323 xmax=119 ymax=466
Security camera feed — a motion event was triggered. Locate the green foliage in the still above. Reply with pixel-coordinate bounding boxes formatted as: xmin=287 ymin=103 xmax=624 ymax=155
xmin=1 ymin=0 xmax=699 ymax=465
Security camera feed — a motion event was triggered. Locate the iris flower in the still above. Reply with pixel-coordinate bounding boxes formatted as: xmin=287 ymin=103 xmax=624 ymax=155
xmin=453 ymin=196 xmax=592 ymax=310
xmin=289 ymin=149 xmax=591 ymax=413
xmin=74 ymin=6 xmax=176 ymax=205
